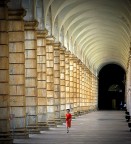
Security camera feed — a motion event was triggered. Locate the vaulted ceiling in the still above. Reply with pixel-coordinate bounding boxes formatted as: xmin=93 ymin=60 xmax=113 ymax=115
xmin=21 ymin=0 xmax=131 ymax=74
xmin=47 ymin=0 xmax=131 ymax=73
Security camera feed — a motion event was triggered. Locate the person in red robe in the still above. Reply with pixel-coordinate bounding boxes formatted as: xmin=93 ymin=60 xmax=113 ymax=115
xmin=66 ymin=109 xmax=72 ymax=133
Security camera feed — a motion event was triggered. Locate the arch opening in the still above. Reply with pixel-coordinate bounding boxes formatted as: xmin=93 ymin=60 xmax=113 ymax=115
xmin=98 ymin=64 xmax=125 ymax=110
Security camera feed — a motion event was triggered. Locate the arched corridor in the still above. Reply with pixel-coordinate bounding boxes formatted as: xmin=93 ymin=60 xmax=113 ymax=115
xmin=0 ymin=0 xmax=131 ymax=143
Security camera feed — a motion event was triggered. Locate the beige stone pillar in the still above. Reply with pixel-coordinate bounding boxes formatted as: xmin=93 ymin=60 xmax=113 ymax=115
xmin=69 ymin=54 xmax=74 ymax=116
xmin=60 ymin=48 xmax=66 ymax=121
xmin=8 ymin=9 xmax=28 ymax=138
xmin=73 ymin=57 xmax=77 ymax=116
xmin=87 ymin=69 xmax=90 ymax=111
xmin=0 ymin=0 xmax=12 ymax=143
xmin=65 ymin=51 xmax=70 ymax=110
xmin=81 ymin=65 xmax=85 ymax=113
xmin=94 ymin=76 xmax=98 ymax=110
xmin=83 ymin=65 xmax=87 ymax=113
xmin=46 ymin=36 xmax=56 ymax=127
xmin=54 ymin=43 xmax=61 ymax=124
xmin=85 ymin=68 xmax=89 ymax=112
xmin=79 ymin=62 xmax=82 ymax=114
xmin=89 ymin=71 xmax=92 ymax=110
xmin=24 ymin=21 xmax=39 ymax=133
xmin=92 ymin=75 xmax=95 ymax=110
xmin=76 ymin=61 xmax=80 ymax=115
xmin=37 ymin=30 xmax=48 ymax=130
xmin=90 ymin=73 xmax=93 ymax=110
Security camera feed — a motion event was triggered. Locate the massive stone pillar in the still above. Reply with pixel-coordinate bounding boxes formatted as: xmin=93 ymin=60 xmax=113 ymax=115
xmin=37 ymin=30 xmax=48 ymax=130
xmin=81 ymin=65 xmax=85 ymax=113
xmin=65 ymin=51 xmax=70 ymax=110
xmin=69 ymin=54 xmax=74 ymax=115
xmin=60 ymin=48 xmax=66 ymax=121
xmin=85 ymin=68 xmax=88 ymax=113
xmin=76 ymin=61 xmax=80 ymax=115
xmin=46 ymin=37 xmax=56 ymax=127
xmin=87 ymin=69 xmax=90 ymax=111
xmin=90 ymin=73 xmax=94 ymax=110
xmin=126 ymin=56 xmax=131 ymax=114
xmin=54 ymin=43 xmax=61 ymax=124
xmin=24 ymin=21 xmax=39 ymax=133
xmin=93 ymin=75 xmax=98 ymax=110
xmin=79 ymin=62 xmax=82 ymax=114
xmin=88 ymin=71 xmax=92 ymax=111
xmin=92 ymin=75 xmax=95 ymax=110
xmin=8 ymin=8 xmax=28 ymax=138
xmin=95 ymin=76 xmax=98 ymax=109
xmin=0 ymin=0 xmax=12 ymax=143
xmin=73 ymin=57 xmax=77 ymax=116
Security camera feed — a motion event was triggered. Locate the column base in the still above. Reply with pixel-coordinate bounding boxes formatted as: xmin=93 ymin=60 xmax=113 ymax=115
xmin=74 ymin=111 xmax=79 ymax=116
xmin=55 ymin=118 xmax=62 ymax=125
xmin=26 ymin=125 xmax=40 ymax=134
xmin=10 ymin=128 xmax=29 ymax=139
xmin=71 ymin=113 xmax=76 ymax=119
xmin=47 ymin=120 xmax=56 ymax=128
xmin=60 ymin=116 xmax=66 ymax=123
xmin=38 ymin=122 xmax=49 ymax=131
xmin=79 ymin=111 xmax=85 ymax=115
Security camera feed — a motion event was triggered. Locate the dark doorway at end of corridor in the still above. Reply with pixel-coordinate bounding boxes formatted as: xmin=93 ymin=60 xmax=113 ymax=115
xmin=98 ymin=64 xmax=125 ymax=110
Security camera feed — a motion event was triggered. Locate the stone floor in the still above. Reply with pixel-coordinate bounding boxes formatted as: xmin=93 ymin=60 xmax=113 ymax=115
xmin=14 ymin=111 xmax=131 ymax=144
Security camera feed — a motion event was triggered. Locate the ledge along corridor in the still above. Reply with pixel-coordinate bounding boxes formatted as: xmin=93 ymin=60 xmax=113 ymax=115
xmin=14 ymin=111 xmax=131 ymax=144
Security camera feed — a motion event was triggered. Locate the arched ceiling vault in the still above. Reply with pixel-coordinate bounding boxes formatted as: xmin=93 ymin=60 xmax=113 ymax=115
xmin=45 ymin=0 xmax=131 ymax=74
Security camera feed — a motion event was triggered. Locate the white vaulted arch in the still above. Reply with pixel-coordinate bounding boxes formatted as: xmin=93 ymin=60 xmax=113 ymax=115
xmin=44 ymin=0 xmax=131 ymax=74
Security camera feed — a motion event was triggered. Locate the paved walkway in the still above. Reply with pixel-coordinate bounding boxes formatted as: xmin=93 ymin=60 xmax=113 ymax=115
xmin=14 ymin=111 xmax=131 ymax=144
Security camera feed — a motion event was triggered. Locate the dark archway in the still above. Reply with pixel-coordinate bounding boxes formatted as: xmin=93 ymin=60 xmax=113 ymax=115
xmin=98 ymin=64 xmax=125 ymax=110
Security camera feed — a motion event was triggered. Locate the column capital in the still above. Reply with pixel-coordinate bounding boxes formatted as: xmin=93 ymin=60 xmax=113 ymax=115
xmin=46 ymin=35 xmax=55 ymax=44
xmin=65 ymin=50 xmax=71 ymax=55
xmin=54 ymin=42 xmax=61 ymax=48
xmin=37 ymin=29 xmax=48 ymax=38
xmin=24 ymin=20 xmax=38 ymax=30
xmin=60 ymin=47 xmax=66 ymax=52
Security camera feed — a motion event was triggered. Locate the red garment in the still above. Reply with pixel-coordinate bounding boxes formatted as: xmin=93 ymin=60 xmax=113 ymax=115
xmin=66 ymin=113 xmax=72 ymax=128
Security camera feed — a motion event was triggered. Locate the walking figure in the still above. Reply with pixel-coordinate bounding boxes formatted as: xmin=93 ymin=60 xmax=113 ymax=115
xmin=66 ymin=109 xmax=72 ymax=133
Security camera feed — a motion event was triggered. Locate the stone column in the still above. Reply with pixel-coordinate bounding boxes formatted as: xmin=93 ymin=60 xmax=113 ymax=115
xmin=54 ymin=43 xmax=61 ymax=124
xmin=79 ymin=62 xmax=82 ymax=114
xmin=76 ymin=60 xmax=80 ymax=115
xmin=24 ymin=21 xmax=39 ymax=133
xmin=85 ymin=68 xmax=89 ymax=112
xmin=8 ymin=9 xmax=28 ymax=138
xmin=87 ymin=69 xmax=90 ymax=111
xmin=60 ymin=47 xmax=66 ymax=121
xmin=73 ymin=57 xmax=77 ymax=116
xmin=46 ymin=36 xmax=56 ymax=127
xmin=90 ymin=73 xmax=93 ymax=110
xmin=65 ymin=51 xmax=70 ymax=110
xmin=84 ymin=68 xmax=88 ymax=113
xmin=95 ymin=76 xmax=98 ymax=109
xmin=89 ymin=71 xmax=92 ymax=111
xmin=81 ymin=65 xmax=85 ymax=113
xmin=0 ymin=0 xmax=12 ymax=143
xmin=37 ymin=30 xmax=48 ymax=130
xmin=69 ymin=54 xmax=74 ymax=116
xmin=92 ymin=75 xmax=95 ymax=110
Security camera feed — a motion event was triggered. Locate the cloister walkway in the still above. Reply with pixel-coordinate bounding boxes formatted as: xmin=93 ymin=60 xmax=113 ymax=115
xmin=14 ymin=111 xmax=131 ymax=144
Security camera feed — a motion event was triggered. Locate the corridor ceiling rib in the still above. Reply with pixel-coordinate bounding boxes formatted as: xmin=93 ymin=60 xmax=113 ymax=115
xmin=45 ymin=0 xmax=131 ymax=74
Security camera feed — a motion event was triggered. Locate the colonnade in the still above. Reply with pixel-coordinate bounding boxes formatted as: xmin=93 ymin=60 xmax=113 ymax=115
xmin=126 ymin=53 xmax=131 ymax=115
xmin=0 ymin=1 xmax=98 ymax=143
